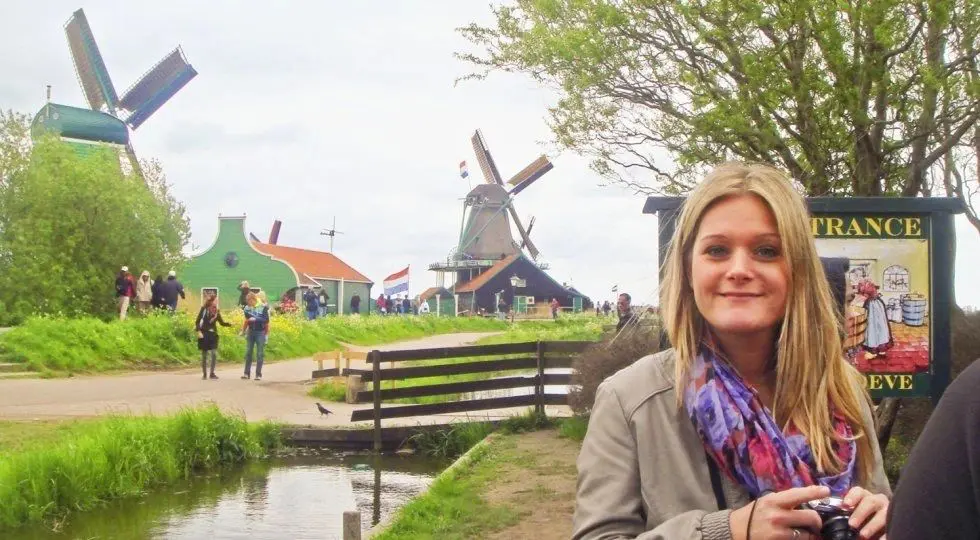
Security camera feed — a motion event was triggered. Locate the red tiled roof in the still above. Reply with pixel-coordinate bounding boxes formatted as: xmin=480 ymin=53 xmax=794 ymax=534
xmin=454 ymin=254 xmax=519 ymax=293
xmin=251 ymin=241 xmax=373 ymax=285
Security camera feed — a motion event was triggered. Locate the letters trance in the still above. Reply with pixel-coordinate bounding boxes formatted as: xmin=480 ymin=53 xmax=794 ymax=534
xmin=810 ymin=216 xmax=925 ymax=238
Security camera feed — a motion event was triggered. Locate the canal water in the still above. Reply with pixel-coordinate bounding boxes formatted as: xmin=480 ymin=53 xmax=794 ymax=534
xmin=8 ymin=449 xmax=447 ymax=540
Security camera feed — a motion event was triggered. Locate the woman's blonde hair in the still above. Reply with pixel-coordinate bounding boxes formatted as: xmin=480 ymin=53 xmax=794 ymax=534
xmin=660 ymin=161 xmax=874 ymax=484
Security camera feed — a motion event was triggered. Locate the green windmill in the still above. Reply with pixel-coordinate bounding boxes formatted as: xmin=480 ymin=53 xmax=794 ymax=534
xmin=31 ymin=8 xmax=198 ymax=177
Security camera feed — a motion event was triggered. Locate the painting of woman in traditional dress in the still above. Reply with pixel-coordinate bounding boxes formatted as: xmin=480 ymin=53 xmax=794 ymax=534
xmin=856 ymin=279 xmax=894 ymax=357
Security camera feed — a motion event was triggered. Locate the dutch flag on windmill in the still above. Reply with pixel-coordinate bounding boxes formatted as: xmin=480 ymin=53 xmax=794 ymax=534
xmin=459 ymin=160 xmax=469 ymax=179
xmin=383 ymin=266 xmax=410 ymax=296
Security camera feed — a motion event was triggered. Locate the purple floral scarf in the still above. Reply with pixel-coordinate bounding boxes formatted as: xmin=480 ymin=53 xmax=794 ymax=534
xmin=683 ymin=347 xmax=856 ymax=498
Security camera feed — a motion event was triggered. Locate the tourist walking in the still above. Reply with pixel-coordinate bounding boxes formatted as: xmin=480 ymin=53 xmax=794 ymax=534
xmin=419 ymin=299 xmax=430 ymax=314
xmin=196 ymin=293 xmax=231 ymax=380
xmin=614 ymin=293 xmax=635 ymax=332
xmin=135 ymin=271 xmax=153 ymax=313
xmin=151 ymin=274 xmax=166 ymax=310
xmin=350 ymin=292 xmax=361 ymax=314
xmin=303 ymin=288 xmax=319 ymax=321
xmin=114 ymin=266 xmax=136 ymax=320
xmin=241 ymin=292 xmax=270 ymax=381
xmin=160 ymin=271 xmax=185 ymax=312
xmin=550 ymin=297 xmax=560 ymax=319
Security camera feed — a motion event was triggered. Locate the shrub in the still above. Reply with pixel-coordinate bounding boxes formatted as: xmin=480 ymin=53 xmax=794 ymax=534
xmin=568 ymin=323 xmax=663 ymax=414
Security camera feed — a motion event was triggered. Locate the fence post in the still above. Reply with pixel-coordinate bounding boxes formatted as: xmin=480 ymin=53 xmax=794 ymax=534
xmin=535 ymin=341 xmax=545 ymax=417
xmin=372 ymin=350 xmax=382 ymax=453
xmin=343 ymin=510 xmax=362 ymax=540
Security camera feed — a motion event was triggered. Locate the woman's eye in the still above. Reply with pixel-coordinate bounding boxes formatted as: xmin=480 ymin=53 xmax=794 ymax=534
xmin=704 ymin=245 xmax=728 ymax=257
xmin=756 ymin=245 xmax=780 ymax=258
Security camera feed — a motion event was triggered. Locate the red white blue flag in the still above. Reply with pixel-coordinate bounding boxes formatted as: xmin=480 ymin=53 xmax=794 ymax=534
xmin=459 ymin=160 xmax=469 ymax=179
xmin=383 ymin=266 xmax=410 ymax=296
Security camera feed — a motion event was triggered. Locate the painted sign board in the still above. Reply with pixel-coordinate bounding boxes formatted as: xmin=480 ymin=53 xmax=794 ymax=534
xmin=643 ymin=196 xmax=964 ymax=403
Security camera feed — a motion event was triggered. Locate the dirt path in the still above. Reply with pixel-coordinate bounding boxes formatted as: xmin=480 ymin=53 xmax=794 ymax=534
xmin=483 ymin=429 xmax=580 ymax=540
xmin=0 ymin=332 xmax=532 ymax=427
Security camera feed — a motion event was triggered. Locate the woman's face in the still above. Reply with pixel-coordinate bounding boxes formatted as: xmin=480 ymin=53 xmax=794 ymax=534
xmin=247 ymin=297 xmax=256 ymax=307
xmin=690 ymin=194 xmax=789 ymax=339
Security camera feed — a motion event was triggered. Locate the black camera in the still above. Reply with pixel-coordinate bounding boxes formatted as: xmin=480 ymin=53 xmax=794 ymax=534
xmin=801 ymin=496 xmax=858 ymax=540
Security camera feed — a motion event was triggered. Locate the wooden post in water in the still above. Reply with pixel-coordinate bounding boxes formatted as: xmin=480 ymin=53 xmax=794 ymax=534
xmin=343 ymin=510 xmax=362 ymax=540
xmin=372 ymin=350 xmax=382 ymax=452
xmin=535 ymin=341 xmax=545 ymax=417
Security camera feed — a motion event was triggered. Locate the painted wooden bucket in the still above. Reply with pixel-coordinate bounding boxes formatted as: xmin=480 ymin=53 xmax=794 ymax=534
xmin=844 ymin=306 xmax=868 ymax=350
xmin=886 ymin=298 xmax=903 ymax=323
xmin=901 ymin=294 xmax=928 ymax=326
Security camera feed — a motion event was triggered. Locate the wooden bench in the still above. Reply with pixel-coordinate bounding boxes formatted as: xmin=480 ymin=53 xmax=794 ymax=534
xmin=312 ymin=348 xmax=370 ymax=379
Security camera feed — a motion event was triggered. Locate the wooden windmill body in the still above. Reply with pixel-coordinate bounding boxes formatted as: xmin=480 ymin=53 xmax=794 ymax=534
xmin=429 ymin=130 xmax=554 ymax=290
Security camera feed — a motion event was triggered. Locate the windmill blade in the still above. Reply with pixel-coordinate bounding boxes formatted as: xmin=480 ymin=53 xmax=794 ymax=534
xmin=123 ymin=142 xmax=145 ymax=180
xmin=64 ymin=9 xmax=119 ymax=111
xmin=121 ymin=47 xmax=198 ymax=130
xmin=470 ymin=130 xmax=505 ymax=185
xmin=508 ymin=156 xmax=553 ymax=197
xmin=507 ymin=155 xmax=553 ymax=186
xmin=506 ymin=202 xmax=540 ymax=259
xmin=520 ymin=216 xmax=536 ymax=249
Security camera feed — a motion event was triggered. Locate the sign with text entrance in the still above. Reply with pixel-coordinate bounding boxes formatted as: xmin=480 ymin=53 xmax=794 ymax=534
xmin=643 ymin=196 xmax=964 ymax=403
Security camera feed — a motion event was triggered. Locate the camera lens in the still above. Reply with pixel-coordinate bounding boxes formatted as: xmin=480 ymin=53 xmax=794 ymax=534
xmin=821 ymin=515 xmax=859 ymax=540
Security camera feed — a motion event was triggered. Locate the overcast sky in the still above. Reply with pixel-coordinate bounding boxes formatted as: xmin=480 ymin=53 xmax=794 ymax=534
xmin=3 ymin=1 xmax=980 ymax=308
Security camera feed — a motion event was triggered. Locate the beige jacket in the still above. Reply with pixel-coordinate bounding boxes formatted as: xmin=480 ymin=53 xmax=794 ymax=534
xmin=572 ymin=349 xmax=891 ymax=540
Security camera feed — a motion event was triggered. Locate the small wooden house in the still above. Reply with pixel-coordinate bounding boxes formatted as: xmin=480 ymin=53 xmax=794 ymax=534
xmin=452 ymin=253 xmax=584 ymax=316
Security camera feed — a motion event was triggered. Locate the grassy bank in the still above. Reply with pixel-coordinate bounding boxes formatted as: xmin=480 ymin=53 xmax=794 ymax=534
xmin=375 ymin=423 xmax=582 ymax=540
xmin=0 ymin=313 xmax=508 ymax=374
xmin=0 ymin=405 xmax=279 ymax=530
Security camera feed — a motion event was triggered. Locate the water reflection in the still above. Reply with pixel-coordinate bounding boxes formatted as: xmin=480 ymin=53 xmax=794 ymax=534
xmin=7 ymin=450 xmax=447 ymax=540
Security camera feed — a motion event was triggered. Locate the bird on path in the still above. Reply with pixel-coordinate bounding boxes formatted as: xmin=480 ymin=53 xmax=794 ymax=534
xmin=316 ymin=402 xmax=333 ymax=416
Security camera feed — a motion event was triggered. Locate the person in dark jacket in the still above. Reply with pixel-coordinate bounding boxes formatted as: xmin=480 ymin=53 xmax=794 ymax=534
xmin=114 ymin=266 xmax=136 ymax=320
xmin=159 ymin=271 xmax=185 ymax=311
xmin=615 ymin=293 xmax=636 ymax=332
xmin=302 ymin=288 xmax=319 ymax=321
xmin=151 ymin=275 xmax=165 ymax=309
xmin=350 ymin=293 xmax=361 ymax=314
xmin=195 ymin=294 xmax=231 ymax=380
xmin=887 ymin=359 xmax=980 ymax=539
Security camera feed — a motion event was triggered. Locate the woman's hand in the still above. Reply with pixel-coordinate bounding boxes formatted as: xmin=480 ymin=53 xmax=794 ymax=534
xmin=196 ymin=331 xmax=203 ymax=339
xmin=843 ymin=486 xmax=888 ymax=539
xmin=730 ymin=485 xmax=828 ymax=540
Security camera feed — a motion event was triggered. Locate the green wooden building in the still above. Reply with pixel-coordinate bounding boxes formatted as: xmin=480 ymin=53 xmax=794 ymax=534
xmin=180 ymin=215 xmax=373 ymax=312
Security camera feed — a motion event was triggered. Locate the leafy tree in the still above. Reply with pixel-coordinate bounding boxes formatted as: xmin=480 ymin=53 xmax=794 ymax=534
xmin=0 ymin=126 xmax=189 ymax=322
xmin=458 ymin=0 xmax=980 ymax=201
xmin=460 ymin=0 xmax=980 ymax=451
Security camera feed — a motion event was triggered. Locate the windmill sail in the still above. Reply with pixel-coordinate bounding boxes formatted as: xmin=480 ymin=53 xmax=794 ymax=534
xmin=120 ymin=47 xmax=198 ymax=129
xmin=508 ymin=156 xmax=553 ymax=196
xmin=471 ymin=130 xmax=505 ymax=185
xmin=64 ymin=9 xmax=119 ymax=111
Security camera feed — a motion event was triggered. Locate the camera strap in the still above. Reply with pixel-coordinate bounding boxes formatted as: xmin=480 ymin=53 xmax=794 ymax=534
xmin=705 ymin=452 xmax=728 ymax=510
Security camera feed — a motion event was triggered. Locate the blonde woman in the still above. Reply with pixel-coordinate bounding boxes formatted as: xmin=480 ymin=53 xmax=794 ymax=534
xmin=573 ymin=163 xmax=891 ymax=540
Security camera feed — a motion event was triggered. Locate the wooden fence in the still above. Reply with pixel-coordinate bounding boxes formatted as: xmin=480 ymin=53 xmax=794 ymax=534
xmin=347 ymin=340 xmax=593 ymax=451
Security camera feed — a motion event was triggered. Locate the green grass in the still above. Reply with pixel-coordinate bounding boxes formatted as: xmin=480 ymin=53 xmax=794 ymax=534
xmin=0 ymin=405 xmax=280 ymax=530
xmin=409 ymin=410 xmax=553 ymax=459
xmin=0 ymin=418 xmax=115 ymax=454
xmin=307 ymin=379 xmax=347 ymax=402
xmin=557 ymin=415 xmax=589 ymax=442
xmin=0 ymin=312 xmax=509 ymax=374
xmin=374 ymin=437 xmax=521 ymax=540
xmin=473 ymin=313 xmax=605 ymax=345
